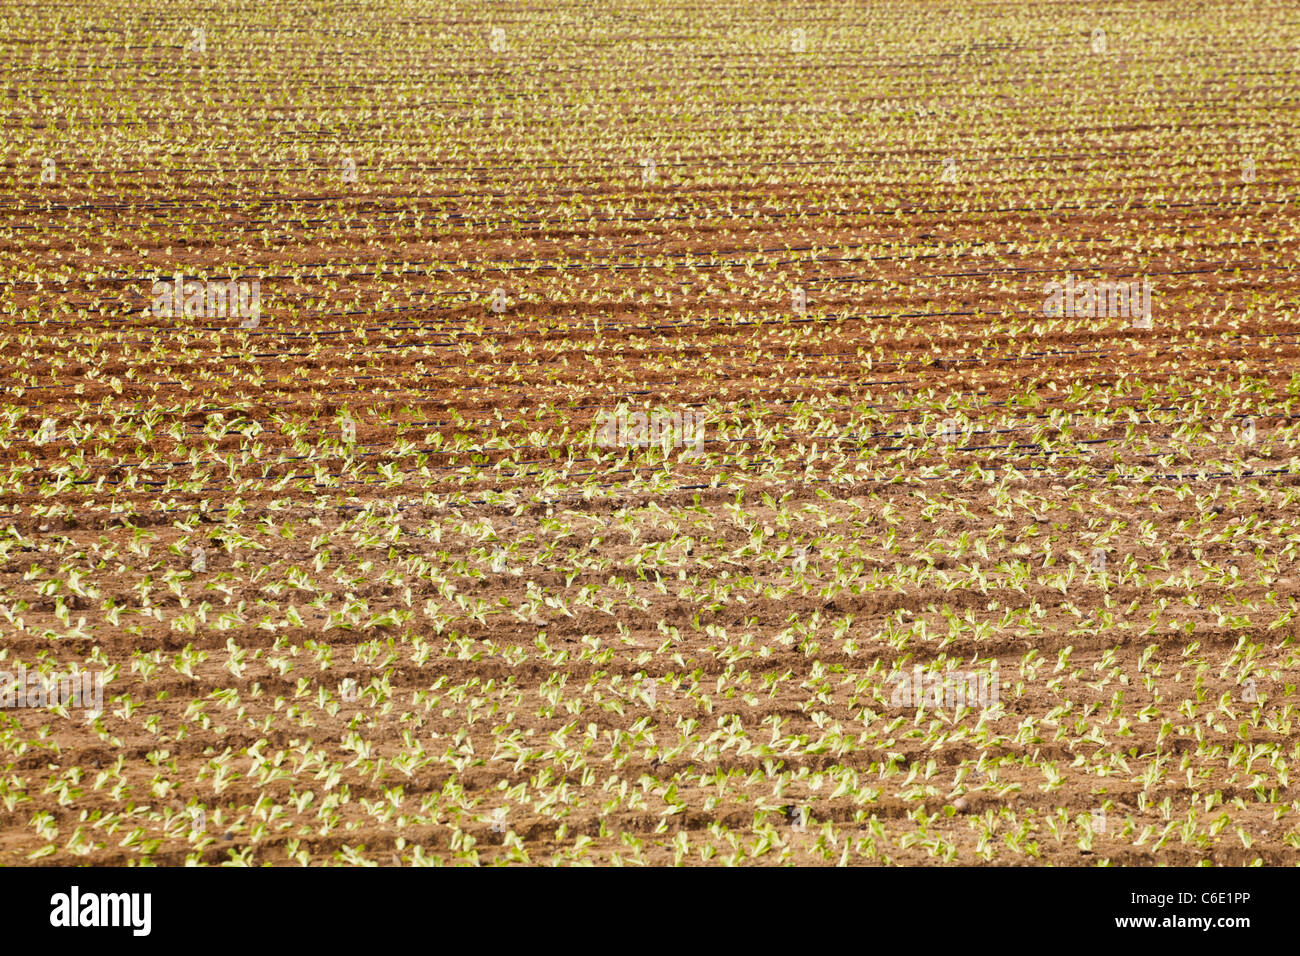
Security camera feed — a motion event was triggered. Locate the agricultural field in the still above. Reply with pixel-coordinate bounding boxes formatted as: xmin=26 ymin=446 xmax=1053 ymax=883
xmin=1 ymin=0 xmax=1298 ymax=867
